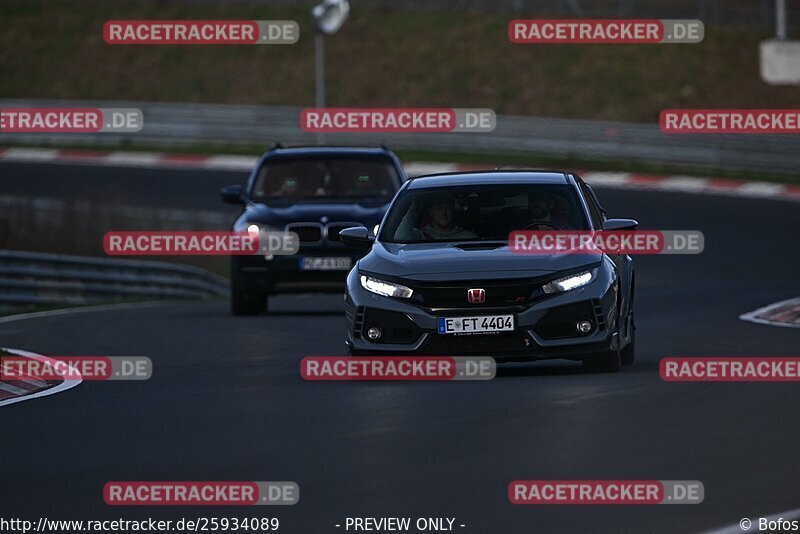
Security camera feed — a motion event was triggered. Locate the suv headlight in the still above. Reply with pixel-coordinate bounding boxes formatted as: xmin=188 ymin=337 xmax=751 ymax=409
xmin=242 ymin=223 xmax=277 ymax=235
xmin=360 ymin=275 xmax=413 ymax=299
xmin=542 ymin=269 xmax=596 ymax=294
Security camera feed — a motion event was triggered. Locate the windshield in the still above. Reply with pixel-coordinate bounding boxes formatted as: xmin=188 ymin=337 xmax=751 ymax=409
xmin=380 ymin=183 xmax=589 ymax=243
xmin=251 ymin=157 xmax=399 ymax=202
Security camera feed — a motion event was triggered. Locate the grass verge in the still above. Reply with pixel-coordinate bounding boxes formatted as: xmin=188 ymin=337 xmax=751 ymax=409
xmin=1 ymin=1 xmax=796 ymax=123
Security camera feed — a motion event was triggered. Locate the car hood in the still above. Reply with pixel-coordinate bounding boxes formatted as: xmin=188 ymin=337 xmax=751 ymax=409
xmin=359 ymin=242 xmax=602 ymax=281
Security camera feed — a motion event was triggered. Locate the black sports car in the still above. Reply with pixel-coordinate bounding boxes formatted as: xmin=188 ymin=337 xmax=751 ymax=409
xmin=222 ymin=145 xmax=406 ymax=315
xmin=340 ymin=170 xmax=637 ymax=372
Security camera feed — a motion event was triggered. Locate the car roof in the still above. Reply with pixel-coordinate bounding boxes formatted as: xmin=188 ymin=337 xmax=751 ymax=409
xmin=263 ymin=146 xmax=397 ymax=159
xmin=406 ymin=170 xmax=572 ymax=189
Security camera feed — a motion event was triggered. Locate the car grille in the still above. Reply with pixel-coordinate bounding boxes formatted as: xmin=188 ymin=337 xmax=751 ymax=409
xmin=353 ymin=306 xmax=367 ymax=340
xmin=287 ymin=223 xmax=323 ymax=244
xmin=408 ymin=276 xmax=553 ymax=309
xmin=285 ymin=222 xmax=362 ymax=244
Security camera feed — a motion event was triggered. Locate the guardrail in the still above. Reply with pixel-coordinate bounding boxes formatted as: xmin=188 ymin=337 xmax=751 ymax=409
xmin=0 ymin=250 xmax=228 ymax=308
xmin=1 ymin=99 xmax=799 ymax=175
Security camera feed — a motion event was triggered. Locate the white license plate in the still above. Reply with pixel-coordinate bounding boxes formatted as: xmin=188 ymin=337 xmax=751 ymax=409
xmin=300 ymin=257 xmax=352 ymax=271
xmin=437 ymin=314 xmax=515 ymax=335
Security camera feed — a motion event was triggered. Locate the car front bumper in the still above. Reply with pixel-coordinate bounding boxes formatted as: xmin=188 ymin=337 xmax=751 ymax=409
xmin=233 ymin=251 xmax=361 ymax=294
xmin=344 ymin=266 xmax=620 ymax=362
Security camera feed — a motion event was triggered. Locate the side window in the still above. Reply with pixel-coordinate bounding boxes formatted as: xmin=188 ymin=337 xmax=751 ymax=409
xmin=577 ymin=180 xmax=604 ymax=229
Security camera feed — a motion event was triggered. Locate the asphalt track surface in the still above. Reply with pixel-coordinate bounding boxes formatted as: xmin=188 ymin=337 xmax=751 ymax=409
xmin=1 ymin=162 xmax=799 ymax=533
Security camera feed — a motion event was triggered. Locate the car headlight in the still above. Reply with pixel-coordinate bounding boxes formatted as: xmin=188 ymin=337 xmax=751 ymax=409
xmin=360 ymin=275 xmax=413 ymax=298
xmin=542 ymin=269 xmax=596 ymax=294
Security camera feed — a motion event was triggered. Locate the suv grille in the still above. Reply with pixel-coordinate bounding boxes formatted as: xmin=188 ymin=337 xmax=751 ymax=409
xmin=287 ymin=223 xmax=322 ymax=243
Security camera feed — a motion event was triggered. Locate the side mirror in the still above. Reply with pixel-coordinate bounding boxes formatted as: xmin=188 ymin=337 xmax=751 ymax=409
xmin=602 ymin=218 xmax=639 ymax=231
xmin=221 ymin=184 xmax=244 ymax=204
xmin=339 ymin=226 xmax=373 ymax=249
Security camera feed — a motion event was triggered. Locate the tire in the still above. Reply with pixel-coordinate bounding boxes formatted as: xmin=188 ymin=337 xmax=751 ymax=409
xmin=621 ymin=315 xmax=635 ymax=366
xmin=230 ymin=265 xmax=266 ymax=316
xmin=583 ymin=343 xmax=621 ymax=373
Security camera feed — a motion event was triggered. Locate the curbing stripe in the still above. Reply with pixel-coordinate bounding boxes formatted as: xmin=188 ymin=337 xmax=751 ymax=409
xmin=740 ymin=297 xmax=800 ymax=329
xmin=1 ymin=147 xmax=799 ymax=202
xmin=0 ymin=347 xmax=82 ymax=408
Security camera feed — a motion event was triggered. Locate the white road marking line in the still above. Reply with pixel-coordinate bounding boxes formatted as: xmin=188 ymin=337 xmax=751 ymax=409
xmin=104 ymin=151 xmax=162 ymax=166
xmin=734 ymin=182 xmax=787 ymax=197
xmin=739 ymin=297 xmax=800 ymax=329
xmin=2 ymin=148 xmax=60 ymax=161
xmin=1 ymin=148 xmax=798 ymax=202
xmin=655 ymin=176 xmax=710 ymax=192
xmin=404 ymin=162 xmax=457 ymax=176
xmin=205 ymin=155 xmax=258 ymax=171
xmin=582 ymin=172 xmax=632 ymax=186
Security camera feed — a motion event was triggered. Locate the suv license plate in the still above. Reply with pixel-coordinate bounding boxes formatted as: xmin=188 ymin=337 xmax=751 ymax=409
xmin=300 ymin=257 xmax=352 ymax=271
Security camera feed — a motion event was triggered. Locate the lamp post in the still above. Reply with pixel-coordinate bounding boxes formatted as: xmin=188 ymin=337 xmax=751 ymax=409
xmin=311 ymin=0 xmax=349 ymax=145
xmin=776 ymin=0 xmax=787 ymax=40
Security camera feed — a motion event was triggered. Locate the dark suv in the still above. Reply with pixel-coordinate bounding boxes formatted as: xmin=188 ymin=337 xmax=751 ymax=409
xmin=221 ymin=146 xmax=406 ymax=315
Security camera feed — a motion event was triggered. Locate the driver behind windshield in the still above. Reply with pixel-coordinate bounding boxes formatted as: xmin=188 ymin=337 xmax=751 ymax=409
xmin=275 ymin=177 xmax=301 ymax=198
xmin=421 ymin=193 xmax=477 ymax=240
xmin=526 ymin=191 xmax=576 ymax=230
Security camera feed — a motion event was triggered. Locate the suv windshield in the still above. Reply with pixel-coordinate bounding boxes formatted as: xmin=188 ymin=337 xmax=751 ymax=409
xmin=252 ymin=157 xmax=399 ymax=202
xmin=381 ymin=183 xmax=589 ymax=243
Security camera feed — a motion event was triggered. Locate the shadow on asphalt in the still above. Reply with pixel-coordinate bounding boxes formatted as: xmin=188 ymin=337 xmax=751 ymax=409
xmin=496 ymin=359 xmax=658 ymax=377
xmin=496 ymin=361 xmax=585 ymax=377
xmin=264 ymin=310 xmax=343 ymax=317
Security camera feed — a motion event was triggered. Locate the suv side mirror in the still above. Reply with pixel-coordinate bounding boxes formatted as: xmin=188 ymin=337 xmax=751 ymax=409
xmin=221 ymin=184 xmax=244 ymax=204
xmin=339 ymin=226 xmax=374 ymax=249
xmin=602 ymin=218 xmax=638 ymax=231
